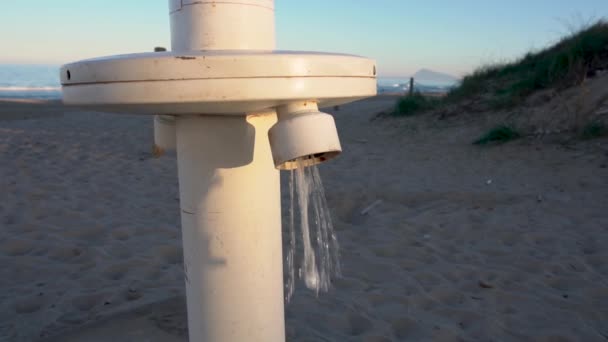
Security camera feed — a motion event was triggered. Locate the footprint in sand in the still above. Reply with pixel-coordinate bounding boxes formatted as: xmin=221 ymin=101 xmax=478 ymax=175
xmin=14 ymin=296 xmax=45 ymax=314
xmin=158 ymin=245 xmax=183 ymax=264
xmin=391 ymin=317 xmax=425 ymax=340
xmin=347 ymin=313 xmax=374 ymax=336
xmin=429 ymin=287 xmax=466 ymax=307
xmin=414 ymin=271 xmax=443 ymax=291
xmin=48 ymin=246 xmax=85 ymax=262
xmin=410 ymin=295 xmax=438 ymax=312
xmin=2 ymin=214 xmax=19 ymax=226
xmin=143 ymin=264 xmax=163 ymax=280
xmin=72 ymin=293 xmax=107 ymax=311
xmin=361 ymin=336 xmax=392 ymax=342
xmin=102 ymin=263 xmax=131 ymax=281
xmin=0 ymin=239 xmax=34 ymax=256
xmin=110 ymin=228 xmax=130 ymax=241
xmin=107 ymin=245 xmax=132 ymax=259
xmin=65 ymin=225 xmax=107 ymax=242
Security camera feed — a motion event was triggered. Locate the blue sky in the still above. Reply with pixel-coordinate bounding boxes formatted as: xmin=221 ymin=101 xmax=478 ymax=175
xmin=0 ymin=1 xmax=605 ymax=77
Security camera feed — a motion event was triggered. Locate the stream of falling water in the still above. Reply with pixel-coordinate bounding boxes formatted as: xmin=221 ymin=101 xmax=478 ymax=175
xmin=286 ymin=158 xmax=341 ymax=302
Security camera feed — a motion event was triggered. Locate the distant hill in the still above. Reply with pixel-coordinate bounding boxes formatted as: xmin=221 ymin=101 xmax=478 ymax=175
xmin=412 ymin=69 xmax=459 ymax=85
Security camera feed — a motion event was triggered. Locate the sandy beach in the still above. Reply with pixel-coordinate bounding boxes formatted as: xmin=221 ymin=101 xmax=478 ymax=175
xmin=1 ymin=97 xmax=608 ymax=341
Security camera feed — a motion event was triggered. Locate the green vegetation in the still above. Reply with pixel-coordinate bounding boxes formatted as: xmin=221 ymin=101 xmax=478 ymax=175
xmin=394 ymin=20 xmax=608 ymax=115
xmin=447 ymin=20 xmax=608 ymax=109
xmin=393 ymin=93 xmax=440 ymax=116
xmin=473 ymin=125 xmax=521 ymax=145
xmin=581 ymin=121 xmax=607 ymax=139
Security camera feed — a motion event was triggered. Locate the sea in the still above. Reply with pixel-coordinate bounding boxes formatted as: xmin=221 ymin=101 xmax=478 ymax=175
xmin=0 ymin=64 xmax=62 ymax=100
xmin=376 ymin=77 xmax=457 ymax=95
xmin=0 ymin=64 xmax=456 ymax=100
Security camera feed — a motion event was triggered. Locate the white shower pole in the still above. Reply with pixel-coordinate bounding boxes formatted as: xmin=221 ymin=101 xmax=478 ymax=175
xmin=169 ymin=1 xmax=285 ymax=341
xmin=169 ymin=0 xmax=275 ymax=52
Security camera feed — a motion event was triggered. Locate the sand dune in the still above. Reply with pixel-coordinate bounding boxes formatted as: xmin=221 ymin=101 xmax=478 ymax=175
xmin=1 ymin=98 xmax=607 ymax=341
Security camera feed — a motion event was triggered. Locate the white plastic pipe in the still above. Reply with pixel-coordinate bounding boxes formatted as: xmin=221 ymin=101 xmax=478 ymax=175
xmin=169 ymin=0 xmax=275 ymax=51
xmin=170 ymin=1 xmax=285 ymax=341
xmin=177 ymin=113 xmax=285 ymax=341
xmin=152 ymin=47 xmax=176 ymax=157
xmin=153 ymin=115 xmax=176 ymax=157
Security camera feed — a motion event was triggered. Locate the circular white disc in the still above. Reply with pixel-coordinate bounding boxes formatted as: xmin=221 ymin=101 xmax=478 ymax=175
xmin=61 ymin=51 xmax=377 ymax=114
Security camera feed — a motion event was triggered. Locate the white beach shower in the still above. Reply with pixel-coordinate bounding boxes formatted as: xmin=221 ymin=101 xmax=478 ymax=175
xmin=60 ymin=1 xmax=376 ymax=341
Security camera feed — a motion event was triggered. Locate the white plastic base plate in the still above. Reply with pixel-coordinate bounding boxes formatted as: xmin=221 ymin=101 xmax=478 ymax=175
xmin=61 ymin=51 xmax=377 ymax=114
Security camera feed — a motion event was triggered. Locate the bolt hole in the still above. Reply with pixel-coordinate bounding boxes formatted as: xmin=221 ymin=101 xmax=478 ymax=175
xmin=67 ymin=70 xmax=71 ymax=80
xmin=373 ymin=65 xmax=376 ymax=76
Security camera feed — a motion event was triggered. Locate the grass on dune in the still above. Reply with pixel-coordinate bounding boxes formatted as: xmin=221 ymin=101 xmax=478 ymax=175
xmin=447 ymin=19 xmax=608 ymax=109
xmin=581 ymin=121 xmax=607 ymax=139
xmin=393 ymin=19 xmax=608 ymax=116
xmin=473 ymin=125 xmax=522 ymax=145
xmin=393 ymin=93 xmax=440 ymax=116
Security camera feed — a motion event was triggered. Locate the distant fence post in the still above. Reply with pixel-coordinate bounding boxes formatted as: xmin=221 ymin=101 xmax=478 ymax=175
xmin=409 ymin=77 xmax=414 ymax=96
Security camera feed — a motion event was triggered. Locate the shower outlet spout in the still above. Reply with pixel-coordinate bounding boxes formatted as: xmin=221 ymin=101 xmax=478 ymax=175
xmin=269 ymin=101 xmax=342 ymax=170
